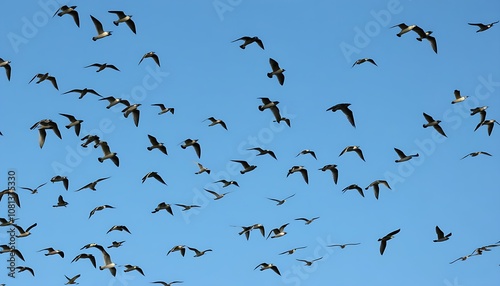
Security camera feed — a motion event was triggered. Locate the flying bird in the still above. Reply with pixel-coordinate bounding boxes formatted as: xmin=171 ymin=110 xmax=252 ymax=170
xmin=0 ymin=245 xmax=25 ymax=261
xmin=319 ymin=164 xmax=339 ymax=184
xmin=64 ymin=274 xmax=81 ymax=285
xmin=0 ymin=58 xmax=11 ymax=81
xmin=474 ymin=119 xmax=499 ymax=136
xmin=89 ymin=204 xmax=115 ymax=219
xmin=412 ymin=25 xmax=438 ymax=53
xmin=31 ymin=119 xmax=62 ymax=148
xmin=107 ymin=241 xmax=125 ymax=248
xmin=468 ymin=21 xmax=498 ymax=32
xmin=151 ymin=103 xmax=174 ymax=115
xmin=296 ymin=257 xmax=323 ymax=266
xmin=152 ymin=202 xmax=174 ymax=215
xmin=20 ymin=182 xmax=47 ymax=194
xmin=85 ymin=63 xmax=120 ymax=72
xmin=108 ymin=10 xmax=136 ymax=34
xmin=327 ymin=243 xmax=361 ymax=249
xmin=181 ymin=139 xmax=201 ymax=158
xmin=391 ymin=23 xmax=417 ymax=37
xmin=205 ymin=117 xmax=228 ymax=130
xmin=295 ymin=217 xmax=320 ymax=225
xmin=258 ymin=97 xmax=283 ymax=123
xmin=254 ymin=263 xmax=281 ymax=276
xmin=63 ymin=88 xmax=101 ymax=99
xmin=54 ymin=5 xmax=79 ymax=27
xmin=139 ymin=52 xmax=160 ymax=66
xmin=267 ymin=223 xmax=289 ymax=239
xmin=80 ymin=134 xmax=100 ymax=148
xmin=187 ymin=247 xmax=212 ymax=257
xmin=378 ymin=229 xmax=401 ymax=255
xmin=151 ymin=281 xmax=183 ymax=286
xmin=232 ymin=36 xmax=264 ymax=49
xmin=326 ymin=103 xmax=355 ymax=128
xmin=267 ymin=58 xmax=285 ymax=85
xmin=94 ymin=245 xmax=116 ymax=276
xmin=90 ymin=15 xmax=112 ymax=41
xmin=365 ymin=180 xmax=391 ymax=200
xmin=38 ymin=247 xmax=64 ymax=258
xmin=175 ymin=204 xmax=201 ymax=211
xmin=231 ymin=160 xmax=257 ymax=174
xmin=51 ymin=175 xmax=69 ymax=190
xmin=267 ymin=194 xmax=295 ymax=206
xmin=71 ymin=253 xmax=97 ymax=268
xmin=13 ymin=223 xmax=37 ymax=238
xmin=123 ymin=264 xmax=145 ymax=275
xmin=287 ymin=166 xmax=309 ymax=184
xmin=433 ymin=226 xmax=452 ymax=242
xmin=296 ymin=149 xmax=317 ymax=160
xmin=195 ymin=162 xmax=211 ymax=174
xmin=461 ymin=151 xmax=492 ymax=160
xmin=279 ymin=246 xmax=307 ymax=255
xmin=147 ymin=134 xmax=168 ymax=155
xmin=29 ymin=73 xmax=58 ymax=90
xmin=98 ymin=141 xmax=119 ymax=167
xmin=394 ymin=148 xmax=419 ymax=163
xmin=142 ymin=171 xmax=167 ymax=185
xmin=15 ymin=266 xmax=35 ymax=276
xmin=214 ymin=179 xmax=239 ymax=188
xmin=451 ymin=90 xmax=468 ymax=104
xmin=342 ymin=184 xmax=364 ymax=197
xmin=204 ymin=189 xmax=230 ymax=200
xmin=470 ymin=106 xmax=488 ymax=125
xmin=59 ymin=113 xmax=83 ymax=136
xmin=99 ymin=96 xmax=128 ymax=109
xmin=75 ymin=177 xmax=110 ymax=192
xmin=352 ymin=58 xmax=377 ymax=67
xmin=107 ymin=225 xmax=131 ymax=234
xmin=339 ymin=145 xmax=365 ymax=161
xmin=422 ymin=113 xmax=447 ymax=137
xmin=0 ymin=188 xmax=21 ymax=207
xmin=248 ymin=147 xmax=277 ymax=160
xmin=167 ymin=245 xmax=186 ymax=257
xmin=52 ymin=195 xmax=68 ymax=207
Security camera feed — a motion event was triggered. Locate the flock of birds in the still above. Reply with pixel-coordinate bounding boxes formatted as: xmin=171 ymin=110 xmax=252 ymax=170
xmin=0 ymin=2 xmax=499 ymax=285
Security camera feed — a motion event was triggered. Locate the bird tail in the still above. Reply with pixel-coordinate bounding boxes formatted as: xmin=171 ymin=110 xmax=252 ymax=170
xmin=240 ymin=45 xmax=245 ymax=49
xmin=147 ymin=147 xmax=153 ymax=151
xmin=206 ymin=170 xmax=211 ymax=174
xmin=98 ymin=157 xmax=103 ymax=163
xmin=113 ymin=21 xmax=119 ymax=26
xmin=416 ymin=38 xmax=422 ymax=42
xmin=267 ymin=73 xmax=273 ymax=78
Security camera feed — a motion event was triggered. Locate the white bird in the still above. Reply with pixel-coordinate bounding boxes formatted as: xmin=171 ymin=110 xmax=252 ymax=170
xmin=108 ymin=10 xmax=136 ymax=34
xmin=98 ymin=141 xmax=119 ymax=167
xmin=95 ymin=245 xmax=116 ymax=276
xmin=90 ymin=15 xmax=112 ymax=41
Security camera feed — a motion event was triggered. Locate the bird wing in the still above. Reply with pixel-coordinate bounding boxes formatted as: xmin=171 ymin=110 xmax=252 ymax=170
xmin=269 ymin=58 xmax=280 ymax=72
xmin=90 ymin=15 xmax=104 ymax=33
xmin=148 ymin=134 xmax=160 ymax=145
xmin=379 ymin=240 xmax=387 ymax=255
xmin=126 ymin=19 xmax=137 ymax=34
xmin=423 ymin=112 xmax=434 ymax=123
xmin=435 ymin=226 xmax=444 ymax=239
xmin=354 ymin=148 xmax=365 ymax=161
xmin=255 ymin=38 xmax=265 ymax=50
xmin=394 ymin=148 xmax=406 ymax=158
xmin=411 ymin=25 xmax=427 ymax=38
xmin=427 ymin=36 xmax=438 ymax=53
xmin=108 ymin=11 xmax=126 ymax=18
xmin=341 ymin=106 xmax=356 ymax=127
xmin=433 ymin=124 xmax=447 ymax=137
xmin=193 ymin=143 xmax=201 ymax=158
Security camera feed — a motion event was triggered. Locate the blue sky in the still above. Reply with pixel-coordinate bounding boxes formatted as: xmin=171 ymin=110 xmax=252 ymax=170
xmin=1 ymin=0 xmax=499 ymax=285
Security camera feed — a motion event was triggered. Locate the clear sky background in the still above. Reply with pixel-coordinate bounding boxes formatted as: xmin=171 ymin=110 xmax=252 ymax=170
xmin=1 ymin=0 xmax=499 ymax=285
